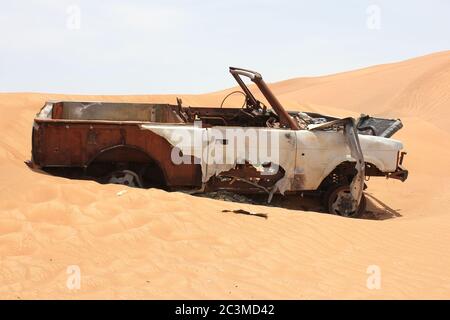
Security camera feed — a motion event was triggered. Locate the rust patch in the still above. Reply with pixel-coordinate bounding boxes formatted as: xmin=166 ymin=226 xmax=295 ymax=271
xmin=291 ymin=173 xmax=305 ymax=190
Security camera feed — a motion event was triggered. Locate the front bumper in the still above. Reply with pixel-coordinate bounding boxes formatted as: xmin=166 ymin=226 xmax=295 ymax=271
xmin=389 ymin=164 xmax=408 ymax=182
xmin=389 ymin=151 xmax=408 ymax=182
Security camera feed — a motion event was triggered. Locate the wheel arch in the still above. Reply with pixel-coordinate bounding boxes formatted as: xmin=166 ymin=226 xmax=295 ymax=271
xmin=85 ymin=144 xmax=168 ymax=185
xmin=317 ymin=156 xmax=385 ymax=191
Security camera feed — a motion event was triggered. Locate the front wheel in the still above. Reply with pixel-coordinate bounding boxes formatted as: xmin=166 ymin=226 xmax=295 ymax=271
xmin=324 ymin=185 xmax=366 ymax=218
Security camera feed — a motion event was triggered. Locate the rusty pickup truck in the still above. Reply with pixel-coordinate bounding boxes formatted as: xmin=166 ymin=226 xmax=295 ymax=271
xmin=31 ymin=67 xmax=408 ymax=218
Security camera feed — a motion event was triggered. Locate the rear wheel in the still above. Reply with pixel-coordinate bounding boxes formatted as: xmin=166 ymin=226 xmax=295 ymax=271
xmin=107 ymin=169 xmax=143 ymax=188
xmin=324 ymin=184 xmax=366 ymax=218
xmin=87 ymin=161 xmax=166 ymax=189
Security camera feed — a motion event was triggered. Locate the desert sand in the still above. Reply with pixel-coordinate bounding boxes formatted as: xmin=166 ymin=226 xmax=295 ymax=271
xmin=0 ymin=51 xmax=449 ymax=299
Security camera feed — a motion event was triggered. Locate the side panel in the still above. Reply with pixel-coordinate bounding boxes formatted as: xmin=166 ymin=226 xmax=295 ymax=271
xmin=205 ymin=126 xmax=297 ymax=193
xmin=296 ymin=130 xmax=348 ymax=190
xmin=296 ymin=130 xmax=401 ymax=190
xmin=32 ymin=121 xmax=202 ymax=187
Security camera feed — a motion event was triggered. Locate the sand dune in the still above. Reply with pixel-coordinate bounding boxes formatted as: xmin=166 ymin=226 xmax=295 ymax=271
xmin=0 ymin=51 xmax=450 ymax=299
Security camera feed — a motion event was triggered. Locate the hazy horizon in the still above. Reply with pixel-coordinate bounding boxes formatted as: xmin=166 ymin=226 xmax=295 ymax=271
xmin=1 ymin=0 xmax=449 ymax=94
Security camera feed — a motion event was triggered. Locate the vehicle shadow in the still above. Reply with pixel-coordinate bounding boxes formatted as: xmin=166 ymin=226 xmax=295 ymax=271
xmin=362 ymin=193 xmax=403 ymax=220
xmin=199 ymin=191 xmax=402 ymax=221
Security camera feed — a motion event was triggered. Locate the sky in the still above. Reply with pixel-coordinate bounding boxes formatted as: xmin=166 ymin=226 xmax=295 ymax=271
xmin=0 ymin=0 xmax=449 ymax=94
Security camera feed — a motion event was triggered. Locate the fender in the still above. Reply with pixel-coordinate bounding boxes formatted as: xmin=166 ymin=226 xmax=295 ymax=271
xmin=85 ymin=144 xmax=169 ymax=184
xmin=320 ymin=155 xmax=386 ymax=186
xmin=309 ymin=117 xmax=364 ymax=208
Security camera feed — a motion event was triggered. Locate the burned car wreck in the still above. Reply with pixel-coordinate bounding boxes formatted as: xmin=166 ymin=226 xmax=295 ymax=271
xmin=31 ymin=67 xmax=408 ymax=218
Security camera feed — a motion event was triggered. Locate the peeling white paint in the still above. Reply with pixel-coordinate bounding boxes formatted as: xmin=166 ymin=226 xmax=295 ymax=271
xmin=139 ymin=124 xmax=298 ymax=195
xmin=139 ymin=123 xmax=208 ymax=179
xmin=139 ymin=123 xmax=403 ymax=194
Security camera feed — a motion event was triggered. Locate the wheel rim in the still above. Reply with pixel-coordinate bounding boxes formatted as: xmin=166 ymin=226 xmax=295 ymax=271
xmin=108 ymin=170 xmax=143 ymax=188
xmin=330 ymin=188 xmax=358 ymax=217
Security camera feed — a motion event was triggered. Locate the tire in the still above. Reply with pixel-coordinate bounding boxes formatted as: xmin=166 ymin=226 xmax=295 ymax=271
xmin=324 ymin=184 xmax=366 ymax=218
xmin=107 ymin=169 xmax=143 ymax=188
